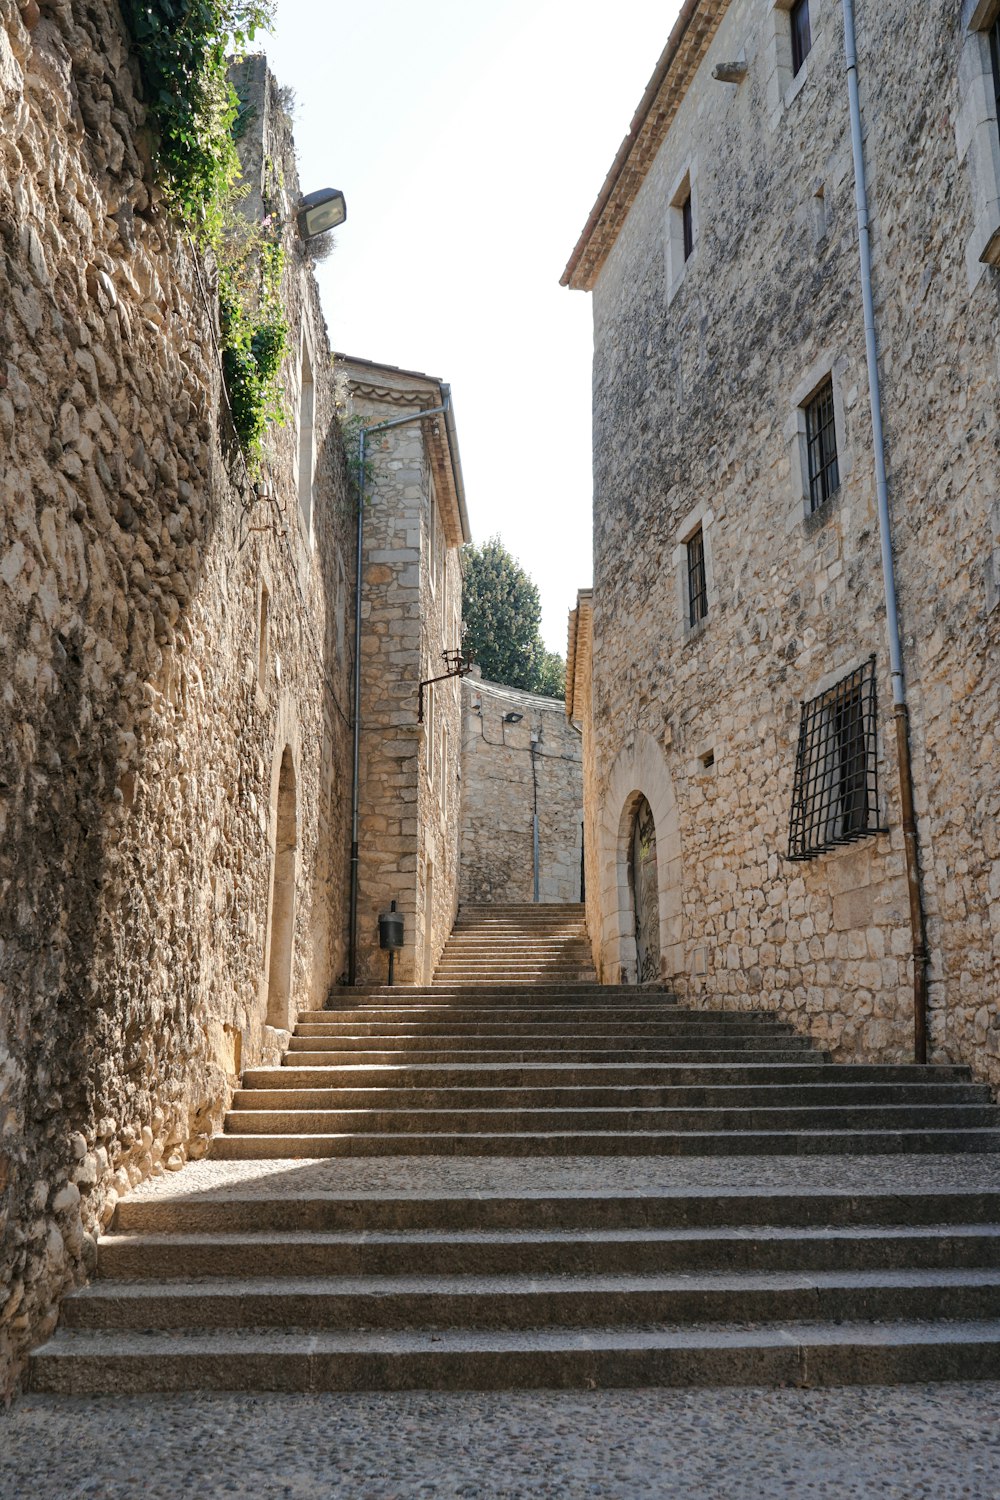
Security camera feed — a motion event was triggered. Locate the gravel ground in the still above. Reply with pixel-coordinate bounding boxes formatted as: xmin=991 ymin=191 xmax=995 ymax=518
xmin=3 ymin=1385 xmax=1000 ymax=1499
xmin=126 ymin=1153 xmax=1000 ymax=1200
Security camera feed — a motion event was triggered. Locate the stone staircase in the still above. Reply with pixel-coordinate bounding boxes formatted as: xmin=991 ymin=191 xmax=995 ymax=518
xmin=433 ymin=903 xmax=597 ymax=985
xmin=29 ymin=927 xmax=1000 ymax=1392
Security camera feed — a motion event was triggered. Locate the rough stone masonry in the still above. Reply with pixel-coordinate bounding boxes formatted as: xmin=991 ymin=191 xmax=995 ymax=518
xmin=0 ymin=7 xmax=356 ymax=1394
xmin=565 ymin=0 xmax=1000 ymax=1087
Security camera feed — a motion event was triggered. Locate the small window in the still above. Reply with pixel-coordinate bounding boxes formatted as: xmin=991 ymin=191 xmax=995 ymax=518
xmin=790 ymin=0 xmax=812 ymax=75
xmin=440 ymin=721 xmax=449 ymax=820
xmin=428 ymin=482 xmax=438 ymax=595
xmin=804 ymin=377 xmax=839 ymax=511
xmin=687 ymin=528 xmax=708 ymax=627
xmin=681 ymin=191 xmax=694 ymax=262
xmin=788 ymin=657 xmax=883 ymax=861
xmin=426 ymin=681 xmax=435 ymax=784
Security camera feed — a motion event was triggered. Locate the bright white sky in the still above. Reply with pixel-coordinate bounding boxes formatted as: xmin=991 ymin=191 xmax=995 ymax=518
xmin=260 ymin=1 xmax=679 ymax=654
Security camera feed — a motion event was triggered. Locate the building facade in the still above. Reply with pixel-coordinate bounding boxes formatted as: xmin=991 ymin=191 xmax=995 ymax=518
xmin=565 ymin=0 xmax=1000 ymax=1081
xmin=460 ymin=673 xmax=584 ymax=905
xmin=337 ymin=356 xmax=470 ymax=985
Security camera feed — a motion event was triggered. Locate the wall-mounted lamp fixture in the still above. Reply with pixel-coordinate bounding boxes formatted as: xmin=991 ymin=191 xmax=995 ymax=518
xmin=297 ymin=188 xmax=347 ymax=241
xmin=503 ymin=712 xmax=523 ymax=725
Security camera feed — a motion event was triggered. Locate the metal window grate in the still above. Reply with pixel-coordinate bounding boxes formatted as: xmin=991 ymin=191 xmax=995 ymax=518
xmin=791 ymin=0 xmax=812 ymax=76
xmin=682 ymin=192 xmax=694 ymax=262
xmin=805 ymin=377 xmax=839 ymax=511
xmin=788 ymin=657 xmax=884 ymax=861
xmin=687 ymin=528 xmax=708 ymax=626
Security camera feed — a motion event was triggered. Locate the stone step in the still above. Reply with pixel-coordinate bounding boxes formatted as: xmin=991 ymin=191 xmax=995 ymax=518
xmin=208 ymin=1127 xmax=1000 ymax=1159
xmin=283 ymin=1032 xmax=815 ymax=1044
xmin=113 ymin=1190 xmax=1000 ymax=1236
xmin=255 ymin=1064 xmax=970 ymax=1089
xmin=90 ymin=1224 xmax=1000 ymax=1280
xmin=301 ymin=1009 xmax=741 ymax=1026
xmin=221 ymin=1104 xmax=1000 ymax=1136
xmin=29 ymin=1319 xmax=1000 ymax=1393
xmin=281 ymin=1049 xmax=825 ymax=1066
xmin=331 ymin=988 xmax=671 ymax=1003
xmin=232 ymin=1084 xmax=992 ymax=1111
xmin=292 ymin=1017 xmax=806 ymax=1033
xmin=59 ymin=1268 xmax=1000 ymax=1333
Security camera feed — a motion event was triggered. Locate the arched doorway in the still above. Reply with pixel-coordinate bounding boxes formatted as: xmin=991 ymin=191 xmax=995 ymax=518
xmin=628 ymin=795 xmax=661 ymax=984
xmin=266 ymin=747 xmax=297 ymax=1029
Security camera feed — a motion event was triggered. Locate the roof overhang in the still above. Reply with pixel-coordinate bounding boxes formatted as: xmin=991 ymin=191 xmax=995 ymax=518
xmin=566 ymin=588 xmax=593 ymax=722
xmin=561 ymin=0 xmax=730 ymax=292
xmin=334 ymin=353 xmax=471 ymax=547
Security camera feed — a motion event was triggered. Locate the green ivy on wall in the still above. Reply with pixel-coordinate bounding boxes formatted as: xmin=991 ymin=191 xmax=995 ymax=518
xmin=121 ymin=1 xmax=287 ymax=467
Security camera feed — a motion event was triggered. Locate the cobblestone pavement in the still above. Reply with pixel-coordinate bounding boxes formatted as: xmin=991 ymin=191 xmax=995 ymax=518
xmin=2 ymin=1384 xmax=999 ymax=1499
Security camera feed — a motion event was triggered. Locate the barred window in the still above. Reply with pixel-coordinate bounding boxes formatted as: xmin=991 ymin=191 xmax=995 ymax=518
xmin=687 ymin=528 xmax=708 ymax=627
xmin=788 ymin=658 xmax=883 ymax=861
xmin=790 ymin=0 xmax=812 ymax=76
xmin=804 ymin=377 xmax=839 ymax=512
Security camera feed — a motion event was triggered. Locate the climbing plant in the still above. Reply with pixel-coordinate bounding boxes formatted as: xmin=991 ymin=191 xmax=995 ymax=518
xmin=121 ymin=0 xmax=287 ymax=466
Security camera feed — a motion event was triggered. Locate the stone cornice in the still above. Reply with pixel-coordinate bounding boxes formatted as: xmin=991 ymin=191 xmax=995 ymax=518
xmin=561 ymin=0 xmax=730 ymax=292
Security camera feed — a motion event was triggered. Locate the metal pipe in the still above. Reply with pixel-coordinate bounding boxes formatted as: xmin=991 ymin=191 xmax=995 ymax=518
xmin=841 ymin=0 xmax=929 ymax=1061
xmin=347 ymin=400 xmax=450 ymax=986
xmin=530 ymin=734 xmax=540 ymax=902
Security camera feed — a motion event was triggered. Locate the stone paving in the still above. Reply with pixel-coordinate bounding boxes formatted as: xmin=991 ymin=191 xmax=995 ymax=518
xmin=124 ymin=1151 xmax=1000 ymax=1199
xmin=2 ymin=1384 xmax=1000 ymax=1498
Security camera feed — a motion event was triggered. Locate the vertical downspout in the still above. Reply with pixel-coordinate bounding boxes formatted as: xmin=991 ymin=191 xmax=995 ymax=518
xmin=347 ymin=428 xmax=366 ymax=986
xmin=842 ymin=0 xmax=929 ymax=1062
xmin=530 ymin=733 xmax=540 ymax=902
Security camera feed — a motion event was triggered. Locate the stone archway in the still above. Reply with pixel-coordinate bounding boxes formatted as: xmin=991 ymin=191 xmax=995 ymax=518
xmin=628 ymin=794 xmax=661 ymax=983
xmin=595 ymin=731 xmax=682 ymax=985
xmin=265 ymin=746 xmax=297 ymax=1030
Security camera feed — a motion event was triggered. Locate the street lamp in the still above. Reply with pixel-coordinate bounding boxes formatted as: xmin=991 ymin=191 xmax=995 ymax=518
xmin=296 ymin=188 xmax=347 ymax=241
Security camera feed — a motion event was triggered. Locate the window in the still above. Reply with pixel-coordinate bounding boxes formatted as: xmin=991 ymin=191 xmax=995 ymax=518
xmin=440 ymin=721 xmax=449 ymax=820
xmin=426 ymin=681 xmax=435 ymax=785
xmin=681 ymin=191 xmax=694 ymax=262
xmin=687 ymin=528 xmax=708 ymax=627
xmin=790 ymin=0 xmax=812 ymax=75
xmin=428 ymin=480 xmax=438 ymax=595
xmin=788 ymin=657 xmax=883 ymax=861
xmin=804 ymin=377 xmax=839 ymax=511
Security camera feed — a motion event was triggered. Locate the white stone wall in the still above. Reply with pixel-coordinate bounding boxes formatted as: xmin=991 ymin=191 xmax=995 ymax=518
xmin=583 ymin=0 xmax=1000 ymax=1085
xmin=459 ymin=676 xmax=583 ymax=905
xmin=0 ymin=16 xmax=354 ymax=1394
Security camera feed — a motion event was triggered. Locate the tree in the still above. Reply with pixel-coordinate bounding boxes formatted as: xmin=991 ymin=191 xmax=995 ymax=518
xmin=461 ymin=537 xmax=566 ymax=699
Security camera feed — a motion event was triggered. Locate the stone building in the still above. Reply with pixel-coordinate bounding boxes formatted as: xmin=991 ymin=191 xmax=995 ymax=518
xmin=337 ymin=355 xmax=470 ymax=985
xmin=564 ymin=0 xmax=1000 ymax=1083
xmin=459 ymin=673 xmax=584 ymax=905
xmin=0 ymin=7 xmax=362 ymax=1392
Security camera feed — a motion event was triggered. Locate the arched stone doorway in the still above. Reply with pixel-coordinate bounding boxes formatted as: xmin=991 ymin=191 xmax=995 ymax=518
xmin=266 ymin=746 xmax=297 ymax=1030
xmin=628 ymin=795 xmax=661 ymax=983
xmin=595 ymin=731 xmax=683 ymax=986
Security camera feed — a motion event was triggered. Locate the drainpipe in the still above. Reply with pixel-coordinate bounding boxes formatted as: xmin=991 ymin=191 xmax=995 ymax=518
xmin=530 ymin=730 xmax=540 ymax=903
xmin=841 ymin=0 xmax=929 ymax=1062
xmin=347 ymin=398 xmax=451 ymax=986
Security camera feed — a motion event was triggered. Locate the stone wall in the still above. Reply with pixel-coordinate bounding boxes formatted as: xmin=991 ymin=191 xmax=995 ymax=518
xmin=576 ymin=0 xmax=1000 ymax=1085
xmin=0 ymin=9 xmax=354 ymax=1394
xmin=339 ymin=357 xmax=468 ymax=985
xmin=460 ymin=675 xmax=583 ymax=905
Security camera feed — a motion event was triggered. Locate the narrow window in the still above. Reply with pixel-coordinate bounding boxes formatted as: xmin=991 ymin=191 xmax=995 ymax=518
xmin=681 ymin=190 xmax=694 ymax=262
xmin=298 ymin=340 xmax=315 ymax=530
xmin=790 ymin=0 xmax=812 ymax=76
xmin=804 ymin=377 xmax=839 ymax=511
xmin=257 ymin=581 xmax=269 ymax=684
xmin=788 ymin=657 xmax=883 ymax=861
xmin=687 ymin=528 xmax=708 ymax=627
